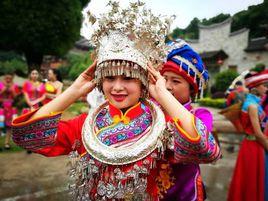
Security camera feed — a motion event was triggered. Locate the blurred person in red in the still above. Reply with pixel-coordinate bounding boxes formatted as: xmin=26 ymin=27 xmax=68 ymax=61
xmin=22 ymin=69 xmax=46 ymax=114
xmin=0 ymin=72 xmax=20 ymax=149
xmin=228 ymin=70 xmax=268 ymax=201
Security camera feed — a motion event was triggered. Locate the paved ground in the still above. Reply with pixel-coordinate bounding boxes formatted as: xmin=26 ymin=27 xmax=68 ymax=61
xmin=0 ymin=107 xmax=242 ymax=201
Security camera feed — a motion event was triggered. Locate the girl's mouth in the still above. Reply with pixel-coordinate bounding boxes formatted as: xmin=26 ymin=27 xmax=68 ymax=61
xmin=111 ymin=94 xmax=127 ymax=102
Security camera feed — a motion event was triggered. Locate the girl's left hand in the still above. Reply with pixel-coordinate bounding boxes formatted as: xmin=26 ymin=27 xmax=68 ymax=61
xmin=147 ymin=62 xmax=167 ymax=101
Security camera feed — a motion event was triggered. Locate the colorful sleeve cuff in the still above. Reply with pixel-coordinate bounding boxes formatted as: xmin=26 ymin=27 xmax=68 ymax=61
xmin=172 ymin=117 xmax=221 ymax=163
xmin=12 ymin=109 xmax=62 ymax=151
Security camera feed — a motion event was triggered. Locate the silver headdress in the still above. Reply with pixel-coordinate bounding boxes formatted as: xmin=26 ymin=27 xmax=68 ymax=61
xmin=82 ymin=1 xmax=174 ymax=88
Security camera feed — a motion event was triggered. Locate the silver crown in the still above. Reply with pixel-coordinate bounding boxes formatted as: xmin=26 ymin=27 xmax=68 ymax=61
xmin=97 ymin=31 xmax=147 ymax=70
xmin=82 ymin=1 xmax=174 ymax=88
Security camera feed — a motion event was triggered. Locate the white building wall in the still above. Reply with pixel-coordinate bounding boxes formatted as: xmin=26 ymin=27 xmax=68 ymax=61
xmin=198 ymin=22 xmax=231 ymax=52
xmin=187 ymin=19 xmax=268 ymax=74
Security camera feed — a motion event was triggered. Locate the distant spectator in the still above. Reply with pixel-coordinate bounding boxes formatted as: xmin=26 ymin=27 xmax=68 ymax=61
xmin=223 ymin=80 xmax=247 ymax=152
xmin=0 ymin=72 xmax=20 ymax=149
xmin=228 ymin=69 xmax=268 ymax=201
xmin=22 ymin=69 xmax=45 ymax=114
xmin=43 ymin=69 xmax=63 ymax=105
xmin=226 ymin=81 xmax=247 ymax=107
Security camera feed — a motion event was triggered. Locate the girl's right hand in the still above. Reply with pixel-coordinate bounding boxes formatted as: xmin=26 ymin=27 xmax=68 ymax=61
xmin=71 ymin=60 xmax=97 ymax=98
xmin=263 ymin=138 xmax=268 ymax=151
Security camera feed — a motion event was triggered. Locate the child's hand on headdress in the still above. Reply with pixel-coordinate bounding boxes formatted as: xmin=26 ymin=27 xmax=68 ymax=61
xmin=147 ymin=62 xmax=167 ymax=101
xmin=71 ymin=60 xmax=97 ymax=97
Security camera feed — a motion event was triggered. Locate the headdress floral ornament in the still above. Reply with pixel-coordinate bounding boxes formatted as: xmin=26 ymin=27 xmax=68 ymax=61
xmin=161 ymin=39 xmax=209 ymax=97
xmin=81 ymin=0 xmax=174 ymax=89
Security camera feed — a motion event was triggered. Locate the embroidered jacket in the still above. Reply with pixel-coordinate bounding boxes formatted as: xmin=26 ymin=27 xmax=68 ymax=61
xmin=12 ymin=100 xmax=221 ymax=200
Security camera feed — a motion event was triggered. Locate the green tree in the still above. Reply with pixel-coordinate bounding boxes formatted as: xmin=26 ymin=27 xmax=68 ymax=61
xmin=184 ymin=17 xmax=201 ymax=39
xmin=169 ymin=0 xmax=266 ymax=40
xmin=232 ymin=2 xmax=268 ymax=38
xmin=215 ymin=70 xmax=239 ymax=92
xmin=201 ymin=14 xmax=230 ymax=25
xmin=0 ymin=0 xmax=89 ymax=73
xmin=58 ymin=52 xmax=92 ymax=80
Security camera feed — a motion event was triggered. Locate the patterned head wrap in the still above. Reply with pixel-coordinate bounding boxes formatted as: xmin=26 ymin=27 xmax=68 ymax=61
xmin=161 ymin=40 xmax=209 ymax=96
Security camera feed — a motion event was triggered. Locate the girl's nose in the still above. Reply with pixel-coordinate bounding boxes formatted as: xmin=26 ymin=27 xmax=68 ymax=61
xmin=113 ymin=78 xmax=124 ymax=91
xmin=166 ymin=80 xmax=172 ymax=91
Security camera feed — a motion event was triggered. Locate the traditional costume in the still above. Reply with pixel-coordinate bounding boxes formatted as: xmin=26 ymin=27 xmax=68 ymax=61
xmin=228 ymin=71 xmax=268 ymax=201
xmin=22 ymin=80 xmax=45 ymax=114
xmin=160 ymin=40 xmax=215 ymax=200
xmin=12 ymin=2 xmax=220 ymax=200
xmin=43 ymin=82 xmax=58 ymax=104
xmin=0 ymin=81 xmax=20 ymax=128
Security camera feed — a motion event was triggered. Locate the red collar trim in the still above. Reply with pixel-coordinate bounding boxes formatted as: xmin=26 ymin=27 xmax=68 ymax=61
xmin=108 ymin=102 xmax=143 ymax=122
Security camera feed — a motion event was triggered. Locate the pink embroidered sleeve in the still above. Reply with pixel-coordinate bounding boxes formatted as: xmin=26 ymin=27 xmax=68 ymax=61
xmin=172 ymin=108 xmax=221 ymax=163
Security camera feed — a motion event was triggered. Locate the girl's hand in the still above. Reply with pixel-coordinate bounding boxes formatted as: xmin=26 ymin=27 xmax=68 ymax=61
xmin=261 ymin=137 xmax=268 ymax=151
xmin=147 ymin=62 xmax=167 ymax=101
xmin=71 ymin=60 xmax=97 ymax=98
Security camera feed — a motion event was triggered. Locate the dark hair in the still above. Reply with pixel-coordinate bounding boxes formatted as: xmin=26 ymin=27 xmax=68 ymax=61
xmin=244 ymin=72 xmax=255 ymax=79
xmin=50 ymin=68 xmax=62 ymax=82
xmin=235 ymin=81 xmax=243 ymax=86
xmin=5 ymin=71 xmax=15 ymax=76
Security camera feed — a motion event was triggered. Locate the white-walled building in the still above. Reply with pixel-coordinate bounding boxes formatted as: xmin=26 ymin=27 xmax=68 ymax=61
xmin=187 ymin=18 xmax=268 ymax=77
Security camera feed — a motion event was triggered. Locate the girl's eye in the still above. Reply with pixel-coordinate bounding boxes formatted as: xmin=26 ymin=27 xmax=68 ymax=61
xmin=173 ymin=80 xmax=181 ymax=83
xmin=105 ymin=76 xmax=115 ymax=81
xmin=123 ymin=77 xmax=134 ymax=81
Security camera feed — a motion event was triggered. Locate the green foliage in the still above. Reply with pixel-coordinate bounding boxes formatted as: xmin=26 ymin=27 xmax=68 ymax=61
xmin=215 ymin=70 xmax=239 ymax=92
xmin=0 ymin=59 xmax=28 ymax=77
xmin=201 ymin=14 xmax=230 ymax=25
xmin=0 ymin=0 xmax=85 ymax=71
xmin=198 ymin=98 xmax=226 ymax=108
xmin=232 ymin=2 xmax=268 ymax=38
xmin=58 ymin=52 xmax=93 ymax=80
xmin=169 ymin=1 xmax=266 ymax=40
xmin=184 ymin=18 xmax=200 ymax=39
xmin=250 ymin=63 xmax=266 ymax=73
xmin=0 ymin=51 xmax=23 ymax=61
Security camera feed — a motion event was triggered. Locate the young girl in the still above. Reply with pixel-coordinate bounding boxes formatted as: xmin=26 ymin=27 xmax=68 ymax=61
xmin=12 ymin=2 xmax=220 ymax=200
xmin=228 ymin=71 xmax=268 ymax=201
xmin=148 ymin=40 xmax=216 ymax=200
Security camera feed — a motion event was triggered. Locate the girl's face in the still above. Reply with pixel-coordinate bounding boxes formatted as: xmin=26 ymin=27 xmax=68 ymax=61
xmin=4 ymin=74 xmax=13 ymax=84
xmin=163 ymin=71 xmax=191 ymax=104
xmin=30 ymin=70 xmax=39 ymax=81
xmin=48 ymin=69 xmax=56 ymax=81
xmin=256 ymin=83 xmax=268 ymax=97
xmin=102 ymin=75 xmax=142 ymax=110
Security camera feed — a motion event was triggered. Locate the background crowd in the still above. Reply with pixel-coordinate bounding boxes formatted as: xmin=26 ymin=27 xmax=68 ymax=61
xmin=0 ymin=69 xmax=63 ymax=150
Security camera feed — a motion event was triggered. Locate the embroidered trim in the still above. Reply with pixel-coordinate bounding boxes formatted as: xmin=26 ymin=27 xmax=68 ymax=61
xmin=95 ymin=106 xmax=152 ymax=146
xmin=12 ymin=113 xmax=61 ymax=151
xmin=173 ymin=115 xmax=201 ymax=142
xmin=173 ymin=117 xmax=221 ymax=163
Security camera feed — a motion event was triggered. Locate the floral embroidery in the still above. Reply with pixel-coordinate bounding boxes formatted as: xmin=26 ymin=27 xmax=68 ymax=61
xmin=12 ymin=113 xmax=61 ymax=150
xmin=173 ymin=117 xmax=221 ymax=163
xmin=94 ymin=104 xmax=152 ymax=146
xmin=156 ymin=163 xmax=175 ymax=198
